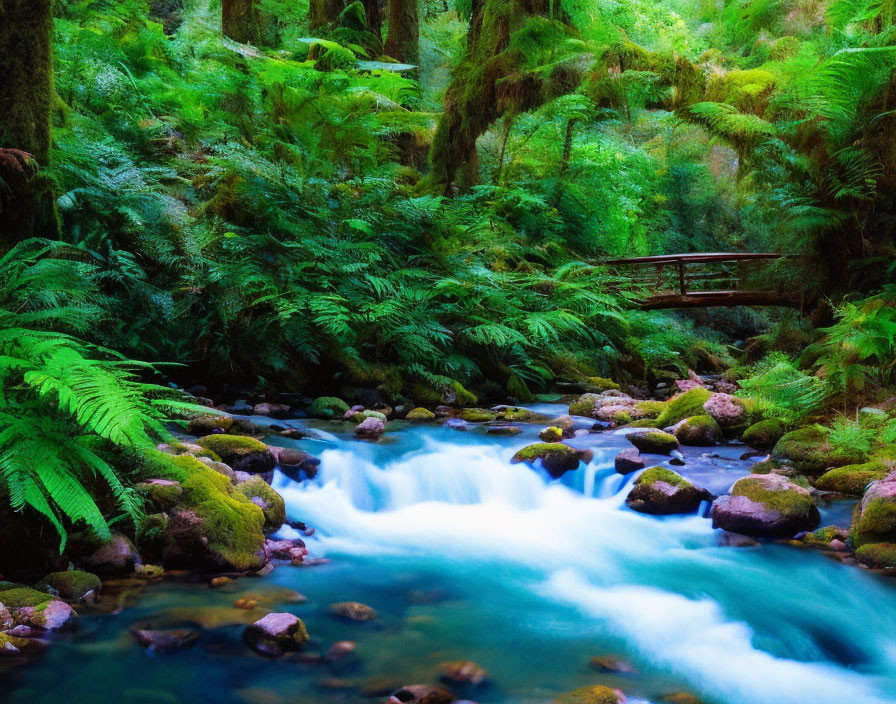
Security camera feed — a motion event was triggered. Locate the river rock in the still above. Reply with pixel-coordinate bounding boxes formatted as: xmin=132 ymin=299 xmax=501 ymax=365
xmin=625 ymin=468 xmax=711 ymax=515
xmin=539 ymin=426 xmax=563 ymax=442
xmin=236 ymin=475 xmax=286 ymax=531
xmin=40 ymin=570 xmax=101 ymax=602
xmin=510 ymin=443 xmax=594 ymax=478
xmin=625 ymin=431 xmax=680 ymax=455
xmin=243 ymin=612 xmax=309 ymax=657
xmin=195 ymin=435 xmax=277 ymax=474
xmin=406 ymin=407 xmax=436 ymax=421
xmin=266 ymin=538 xmax=307 ymax=560
xmin=702 ymin=393 xmax=746 ymax=428
xmin=589 ymin=656 xmax=636 ymax=673
xmin=187 ymin=415 xmax=233 ymax=437
xmin=850 ymin=471 xmax=896 ymax=569
xmin=615 ymin=449 xmax=645 ymax=475
xmin=387 ymin=685 xmax=455 ymax=704
xmin=569 ymin=393 xmax=601 ymax=417
xmin=132 ymin=628 xmax=200 ymax=651
xmin=308 ymin=396 xmax=350 ymax=419
xmin=355 ymin=416 xmax=386 ymax=439
xmin=554 ymin=685 xmax=627 ymax=703
xmin=438 ymin=660 xmax=489 ymax=688
xmin=81 ymin=534 xmax=139 ymax=576
xmin=711 ymin=474 xmax=820 ymax=538
xmin=772 ymin=427 xmax=867 ymax=474
xmin=253 ymin=402 xmax=290 ymax=417
xmin=813 ymin=462 xmax=890 ymax=496
xmin=741 ymin=419 xmax=785 ymax=449
xmin=670 ymin=415 xmax=722 ymax=446
xmin=329 ymin=601 xmax=378 ymax=622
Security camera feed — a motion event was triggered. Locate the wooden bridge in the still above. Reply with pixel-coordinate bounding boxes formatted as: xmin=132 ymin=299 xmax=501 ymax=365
xmin=604 ymin=252 xmax=800 ymax=310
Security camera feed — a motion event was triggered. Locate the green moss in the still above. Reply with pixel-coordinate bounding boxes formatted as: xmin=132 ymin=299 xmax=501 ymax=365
xmin=628 ymin=418 xmax=662 ymax=428
xmin=539 ymin=426 xmax=563 ymax=442
xmin=852 ymin=495 xmax=896 ymax=549
xmin=187 ymin=415 xmax=234 ymax=436
xmin=803 ymin=525 xmax=847 ymax=547
xmin=138 ymin=479 xmax=184 ymax=508
xmin=407 ymin=383 xmax=443 ymax=405
xmin=513 ymin=442 xmax=575 ymax=462
xmin=586 ymin=377 xmax=620 ymax=392
xmin=236 ymin=475 xmax=286 ymax=531
xmin=196 ymin=434 xmax=267 ymax=455
xmin=41 ymin=570 xmax=101 ymax=600
xmin=627 ymin=431 xmax=680 ymax=454
xmin=855 ymin=542 xmax=896 ymax=570
xmin=614 ymin=411 xmax=633 ymax=424
xmin=742 ymin=419 xmax=785 ymax=449
xmin=773 ymin=428 xmax=867 ymax=473
xmin=405 ymin=407 xmax=436 ymax=421
xmin=141 ymin=451 xmax=267 ymax=571
xmin=655 ymin=388 xmax=713 ymax=428
xmin=0 ymin=586 xmax=53 ymax=608
xmin=635 ymin=400 xmax=666 ymax=419
xmin=554 ymin=685 xmax=621 ymax=704
xmin=636 ymin=467 xmax=689 ymax=489
xmin=350 ymin=409 xmax=388 ymax=423
xmin=503 ymin=407 xmax=536 ymax=422
xmin=452 ymin=380 xmax=478 ymax=406
xmin=569 ymin=393 xmax=600 ymax=417
xmin=733 ymin=476 xmax=816 ymax=515
xmin=814 ymin=462 xmax=890 ymax=496
xmin=460 ymin=408 xmax=497 ymax=422
xmin=307 ymin=396 xmax=350 ymax=419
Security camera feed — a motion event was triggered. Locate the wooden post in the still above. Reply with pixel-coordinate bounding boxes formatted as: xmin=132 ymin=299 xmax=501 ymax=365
xmin=678 ymin=259 xmax=686 ymax=295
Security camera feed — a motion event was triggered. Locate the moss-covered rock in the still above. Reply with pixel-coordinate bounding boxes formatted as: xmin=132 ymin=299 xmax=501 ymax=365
xmin=701 ymin=393 xmax=747 ymax=429
xmin=569 ymin=393 xmax=600 ymax=418
xmin=502 ymin=407 xmax=536 ymax=422
xmin=539 ymin=426 xmax=563 ymax=443
xmin=187 ymin=415 xmax=234 ymax=437
xmin=773 ymin=427 xmax=867 ymax=474
xmin=711 ymin=474 xmax=820 ymax=538
xmin=0 ymin=586 xmax=54 ymax=608
xmin=814 ymin=462 xmax=891 ymax=496
xmin=507 ymin=374 xmax=534 ymax=403
xmin=307 ymin=396 xmax=350 ymax=419
xmin=554 ymin=685 xmax=624 ymax=704
xmin=851 ymin=472 xmax=896 ymax=550
xmin=742 ymin=419 xmax=785 ymax=449
xmin=236 ymin=475 xmax=286 ymax=531
xmin=655 ymin=388 xmax=713 ymax=428
xmin=626 ymin=467 xmax=711 ymax=515
xmin=672 ymin=415 xmax=722 ymax=446
xmin=855 ymin=542 xmax=896 ymax=570
xmin=585 ymin=377 xmax=621 ymax=392
xmin=451 ymin=380 xmax=478 ymax=407
xmin=626 ymin=431 xmax=680 ymax=455
xmin=406 ymin=407 xmax=436 ymax=421
xmin=459 ymin=408 xmax=497 ymax=423
xmin=635 ymin=400 xmax=666 ymax=419
xmin=627 ymin=418 xmax=662 ymax=429
xmin=243 ymin=612 xmax=310 ymax=657
xmin=137 ymin=451 xmax=268 ymax=572
xmin=510 ymin=443 xmax=593 ymax=478
xmin=40 ymin=570 xmax=101 ymax=601
xmin=349 ymin=409 xmax=388 ymax=424
xmin=195 ymin=434 xmax=276 ymax=474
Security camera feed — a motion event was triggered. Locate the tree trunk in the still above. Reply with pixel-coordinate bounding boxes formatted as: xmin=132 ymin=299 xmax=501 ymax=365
xmin=552 ymin=117 xmax=578 ymax=206
xmin=362 ymin=0 xmax=382 ymax=40
xmin=0 ymin=0 xmax=59 ymax=245
xmin=309 ymin=0 xmax=344 ymax=30
xmin=222 ymin=0 xmax=261 ymax=44
xmin=384 ymin=0 xmax=419 ymax=64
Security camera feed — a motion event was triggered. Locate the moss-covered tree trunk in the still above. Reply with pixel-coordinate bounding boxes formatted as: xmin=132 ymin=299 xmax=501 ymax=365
xmin=362 ymin=0 xmax=382 ymax=41
xmin=384 ymin=0 xmax=418 ymax=64
xmin=0 ymin=0 xmax=59 ymax=246
xmin=310 ymin=0 xmax=344 ymax=30
xmin=430 ymin=0 xmax=576 ymax=192
xmin=222 ymin=0 xmax=261 ymax=43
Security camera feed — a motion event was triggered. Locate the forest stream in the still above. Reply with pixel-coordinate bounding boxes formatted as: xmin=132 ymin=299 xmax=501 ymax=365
xmin=5 ymin=407 xmax=896 ymax=704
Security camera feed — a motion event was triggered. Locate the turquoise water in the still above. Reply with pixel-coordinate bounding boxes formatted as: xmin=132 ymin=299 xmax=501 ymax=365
xmin=5 ymin=412 xmax=896 ymax=703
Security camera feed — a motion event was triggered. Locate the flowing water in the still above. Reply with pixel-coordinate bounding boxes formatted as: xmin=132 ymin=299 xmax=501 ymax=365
xmin=5 ymin=408 xmax=896 ymax=704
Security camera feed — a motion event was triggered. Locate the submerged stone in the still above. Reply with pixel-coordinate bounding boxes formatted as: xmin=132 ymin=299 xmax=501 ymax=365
xmin=554 ymin=685 xmax=627 ymax=703
xmin=243 ymin=612 xmax=309 ymax=657
xmin=132 ymin=628 xmax=200 ymax=651
xmin=329 ymin=601 xmax=378 ymax=622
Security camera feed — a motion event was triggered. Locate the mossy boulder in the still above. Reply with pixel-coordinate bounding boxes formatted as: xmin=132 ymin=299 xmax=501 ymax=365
xmin=195 ymin=434 xmax=276 ymax=474
xmin=539 ymin=426 xmax=563 ymax=443
xmin=243 ymin=612 xmax=310 ymax=657
xmin=137 ymin=452 xmax=268 ymax=572
xmin=772 ymin=427 xmax=867 ymax=474
xmin=0 ymin=586 xmax=54 ymax=609
xmin=502 ymin=407 xmax=537 ymax=422
xmin=459 ymin=408 xmax=497 ymax=423
xmin=701 ymin=393 xmax=747 ymax=429
xmin=635 ymin=400 xmax=666 ymax=419
xmin=626 ymin=431 xmax=680 ymax=455
xmin=236 ymin=475 xmax=286 ymax=532
xmin=671 ymin=415 xmax=722 ymax=446
xmin=406 ymin=407 xmax=436 ymax=421
xmin=655 ymin=388 xmax=713 ymax=428
xmin=448 ymin=380 xmax=477 ymax=407
xmin=569 ymin=393 xmax=600 ymax=418
xmin=855 ymin=542 xmax=896 ymax=570
xmin=41 ymin=571 xmax=101 ymax=602
xmin=585 ymin=377 xmax=621 ymax=392
xmin=711 ymin=474 xmax=820 ymax=538
xmin=554 ymin=685 xmax=625 ymax=704
xmin=511 ymin=443 xmax=593 ymax=478
xmin=186 ymin=415 xmax=234 ymax=437
xmin=307 ymin=396 xmax=350 ymax=419
xmin=814 ymin=462 xmax=891 ymax=496
xmin=626 ymin=467 xmax=711 ymax=515
xmin=851 ymin=472 xmax=896 ymax=552
xmin=742 ymin=419 xmax=785 ymax=449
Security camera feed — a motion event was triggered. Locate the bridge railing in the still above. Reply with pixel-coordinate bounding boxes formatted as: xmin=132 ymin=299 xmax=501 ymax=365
xmin=602 ymin=252 xmax=800 ymax=309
